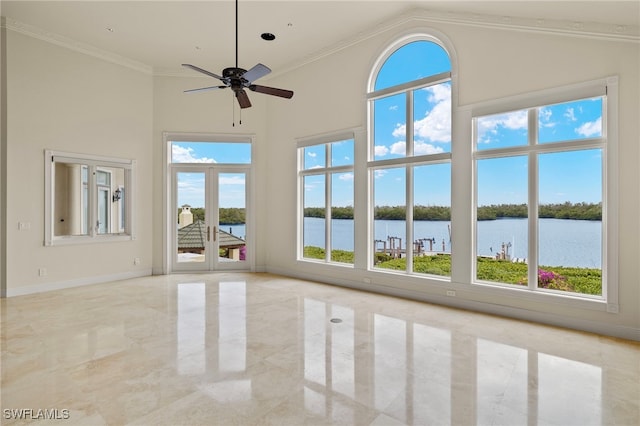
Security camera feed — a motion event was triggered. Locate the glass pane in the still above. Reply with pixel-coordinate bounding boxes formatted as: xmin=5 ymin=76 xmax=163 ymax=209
xmin=413 ymin=81 xmax=451 ymax=155
xmin=538 ymin=97 xmax=603 ymax=144
xmin=373 ymin=167 xmax=406 ymax=271
xmin=218 ymin=173 xmax=247 ymax=264
xmin=476 ymin=110 xmax=528 ymax=151
xmin=118 ymin=187 xmax=125 ymax=232
xmin=97 ymin=188 xmax=109 ymax=234
xmin=374 ymin=93 xmax=406 ymax=160
xmin=303 ymin=175 xmax=325 ymax=260
xmin=538 ymin=150 xmax=602 ymax=295
xmin=82 ymin=166 xmax=88 ymax=234
xmin=53 ymin=162 xmax=90 ymax=236
xmin=413 ymin=163 xmax=451 ymax=277
xmin=375 ymin=40 xmax=451 ymax=91
xmin=171 ymin=142 xmax=251 ymax=164
xmin=330 ymin=139 xmax=354 ymax=167
xmin=303 ymin=145 xmax=325 ymax=170
xmin=176 ymin=172 xmax=206 ymax=263
xmin=476 ymin=156 xmax=528 ymax=285
xmin=331 ymin=172 xmax=354 ymax=264
xmin=96 ymin=170 xmax=110 ymax=186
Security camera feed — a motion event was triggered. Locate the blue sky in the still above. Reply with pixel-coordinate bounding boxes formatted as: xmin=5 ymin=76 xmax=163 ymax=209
xmin=173 ymin=142 xmax=250 ymax=208
xmin=173 ymin=41 xmax=603 ymax=210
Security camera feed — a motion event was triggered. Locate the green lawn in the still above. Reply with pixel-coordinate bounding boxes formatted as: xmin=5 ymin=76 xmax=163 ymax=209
xmin=303 ymin=247 xmax=601 ymax=295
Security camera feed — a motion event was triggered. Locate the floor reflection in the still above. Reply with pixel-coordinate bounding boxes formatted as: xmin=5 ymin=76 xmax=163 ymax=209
xmin=1 ymin=274 xmax=636 ymax=425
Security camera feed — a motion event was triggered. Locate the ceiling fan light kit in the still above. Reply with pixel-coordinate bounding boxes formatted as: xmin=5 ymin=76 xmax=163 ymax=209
xmin=182 ymin=0 xmax=294 ymax=113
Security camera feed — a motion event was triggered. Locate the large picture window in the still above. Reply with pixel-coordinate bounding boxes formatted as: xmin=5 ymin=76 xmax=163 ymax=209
xmin=473 ymin=92 xmax=609 ymax=298
xmin=368 ymin=38 xmax=452 ymax=278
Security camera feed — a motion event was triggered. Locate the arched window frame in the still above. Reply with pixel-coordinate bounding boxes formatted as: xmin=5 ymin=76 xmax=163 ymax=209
xmin=366 ymin=32 xmax=457 ymax=277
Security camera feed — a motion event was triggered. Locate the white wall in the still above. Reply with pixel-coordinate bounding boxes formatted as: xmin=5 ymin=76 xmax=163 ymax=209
xmin=263 ymin=17 xmax=640 ymax=339
xmin=5 ymin=31 xmax=153 ymax=294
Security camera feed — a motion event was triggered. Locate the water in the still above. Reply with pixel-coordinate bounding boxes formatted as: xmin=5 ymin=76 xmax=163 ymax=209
xmin=303 ymin=217 xmax=602 ymax=268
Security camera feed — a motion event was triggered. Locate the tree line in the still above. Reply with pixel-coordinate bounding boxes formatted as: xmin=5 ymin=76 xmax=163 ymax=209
xmin=304 ymin=202 xmax=601 ymax=221
xmin=178 ymin=207 xmax=246 ymax=224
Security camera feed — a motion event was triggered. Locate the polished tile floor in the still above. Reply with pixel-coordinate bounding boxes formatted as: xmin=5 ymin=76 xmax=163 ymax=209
xmin=1 ymin=273 xmax=639 ymax=425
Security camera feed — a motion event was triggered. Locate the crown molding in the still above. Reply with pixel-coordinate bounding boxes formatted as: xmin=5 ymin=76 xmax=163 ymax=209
xmin=3 ymin=5 xmax=638 ymax=79
xmin=272 ymin=7 xmax=639 ymax=80
xmin=2 ymin=17 xmax=153 ymax=75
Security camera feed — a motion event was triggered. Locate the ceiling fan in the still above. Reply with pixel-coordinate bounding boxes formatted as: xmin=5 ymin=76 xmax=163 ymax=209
xmin=182 ymin=0 xmax=294 ymax=109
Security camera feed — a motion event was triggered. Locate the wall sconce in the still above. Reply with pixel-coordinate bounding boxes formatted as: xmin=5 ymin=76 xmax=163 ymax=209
xmin=112 ymin=188 xmax=122 ymax=202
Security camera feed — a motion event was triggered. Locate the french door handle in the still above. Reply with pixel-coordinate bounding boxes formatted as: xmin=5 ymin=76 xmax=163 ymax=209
xmin=213 ymin=225 xmax=217 ymax=242
xmin=207 ymin=226 xmax=210 ymax=242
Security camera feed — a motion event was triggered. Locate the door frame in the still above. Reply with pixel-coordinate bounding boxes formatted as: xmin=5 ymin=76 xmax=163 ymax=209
xmin=162 ymin=132 xmax=255 ymax=274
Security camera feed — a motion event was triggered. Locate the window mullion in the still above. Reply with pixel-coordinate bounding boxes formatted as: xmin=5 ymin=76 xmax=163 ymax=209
xmin=406 ymin=165 xmax=414 ymax=273
xmin=528 ymin=109 xmax=538 ymax=291
xmin=89 ymin=166 xmax=97 ymax=237
xmin=325 ymin=145 xmax=332 ymax=263
xmin=407 ymin=90 xmax=414 ymax=158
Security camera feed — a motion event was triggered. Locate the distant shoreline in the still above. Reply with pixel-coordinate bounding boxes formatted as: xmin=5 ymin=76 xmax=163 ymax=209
xmin=304 ymin=202 xmax=602 ymax=221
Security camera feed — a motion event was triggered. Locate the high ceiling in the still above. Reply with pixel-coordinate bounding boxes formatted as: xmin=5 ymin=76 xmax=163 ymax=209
xmin=2 ymin=1 xmax=639 ymax=77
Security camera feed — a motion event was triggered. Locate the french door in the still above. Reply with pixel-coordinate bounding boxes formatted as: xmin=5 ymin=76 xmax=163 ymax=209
xmin=172 ymin=166 xmax=250 ymax=272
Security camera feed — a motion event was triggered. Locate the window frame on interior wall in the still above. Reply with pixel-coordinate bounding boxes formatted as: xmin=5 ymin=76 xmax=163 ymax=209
xmin=468 ymin=77 xmax=619 ymax=311
xmin=366 ymin=34 xmax=454 ymax=278
xmin=44 ymin=150 xmax=136 ymax=246
xmin=297 ymin=131 xmax=356 ymax=266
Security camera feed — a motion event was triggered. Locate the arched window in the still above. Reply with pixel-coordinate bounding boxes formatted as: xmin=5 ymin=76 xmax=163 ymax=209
xmin=367 ymin=37 xmax=453 ymax=277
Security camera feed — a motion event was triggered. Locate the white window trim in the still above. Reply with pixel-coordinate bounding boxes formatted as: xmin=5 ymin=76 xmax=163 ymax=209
xmin=466 ymin=76 xmax=618 ymax=312
xmin=297 ymin=130 xmax=356 ymax=266
xmin=44 ymin=150 xmax=136 ymax=246
xmin=161 ymin=132 xmax=256 ymax=275
xmin=366 ymin=36 xmax=454 ymax=277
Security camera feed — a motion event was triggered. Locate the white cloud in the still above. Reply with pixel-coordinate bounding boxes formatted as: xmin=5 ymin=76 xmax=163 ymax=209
xmin=564 ymin=107 xmax=577 ymax=121
xmin=307 ymin=152 xmax=317 ymax=158
xmin=374 ymin=169 xmax=388 ymax=179
xmin=392 ymin=84 xmax=451 ymax=144
xmin=339 ymin=173 xmax=354 ymax=181
xmin=576 ymin=117 xmax=601 ymax=137
xmin=476 ymin=110 xmax=527 ymax=144
xmin=390 ymin=141 xmax=406 ymax=155
xmin=220 ymin=175 xmax=245 ymax=185
xmin=388 ymin=140 xmax=443 ymax=156
xmin=539 ymin=107 xmax=554 ymax=128
xmin=392 ymin=123 xmax=406 ymax=138
xmin=172 ymin=145 xmax=216 ymax=163
xmin=414 ymin=140 xmax=445 ymax=155
xmin=389 ymin=105 xmax=398 ymax=111
xmin=374 ymin=145 xmax=389 ymax=157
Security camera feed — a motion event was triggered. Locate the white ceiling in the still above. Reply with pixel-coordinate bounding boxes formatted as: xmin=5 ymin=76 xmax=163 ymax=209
xmin=2 ymin=1 xmax=639 ymax=77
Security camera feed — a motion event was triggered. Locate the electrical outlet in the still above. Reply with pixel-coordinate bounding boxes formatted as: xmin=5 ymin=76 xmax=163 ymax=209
xmin=446 ymin=290 xmax=456 ymax=297
xmin=38 ymin=268 xmax=47 ymax=277
xmin=18 ymin=222 xmax=31 ymax=231
xmin=134 ymin=258 xmax=141 ymax=266
xmin=363 ymin=277 xmax=371 ymax=284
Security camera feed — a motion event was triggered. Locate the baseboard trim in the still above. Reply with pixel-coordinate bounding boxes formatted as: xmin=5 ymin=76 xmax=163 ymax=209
xmin=267 ymin=266 xmax=640 ymax=342
xmin=6 ymin=269 xmax=153 ymax=297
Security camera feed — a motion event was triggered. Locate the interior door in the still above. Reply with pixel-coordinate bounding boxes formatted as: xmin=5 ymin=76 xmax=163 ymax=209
xmin=172 ymin=167 xmax=250 ymax=272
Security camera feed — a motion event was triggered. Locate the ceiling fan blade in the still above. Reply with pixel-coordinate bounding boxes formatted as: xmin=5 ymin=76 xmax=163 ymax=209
xmin=182 ymin=63 xmax=225 ymax=81
xmin=242 ymin=63 xmax=271 ymax=83
xmin=249 ymin=84 xmax=294 ymax=99
xmin=184 ymin=85 xmax=227 ymax=93
xmin=236 ymin=89 xmax=252 ymax=109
